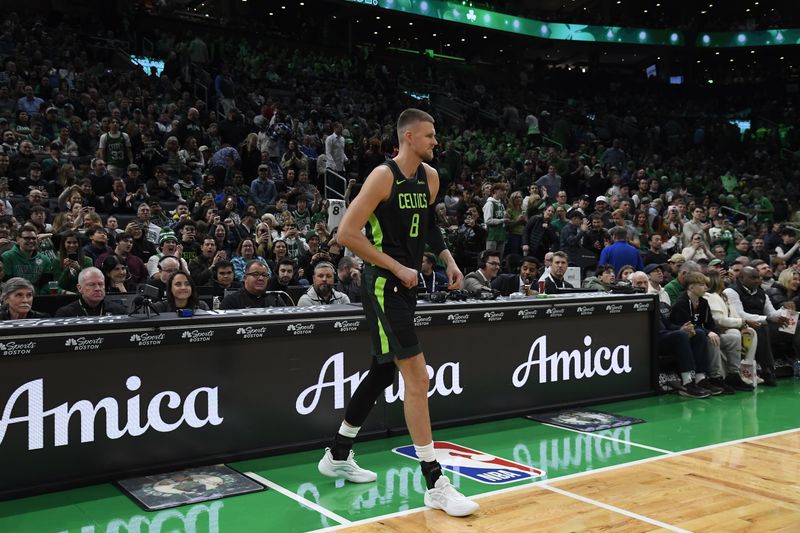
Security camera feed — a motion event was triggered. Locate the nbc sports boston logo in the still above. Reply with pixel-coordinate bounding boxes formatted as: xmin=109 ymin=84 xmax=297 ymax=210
xmin=181 ymin=329 xmax=215 ymax=343
xmin=236 ymin=326 xmax=267 ymax=339
xmin=287 ymin=323 xmax=315 ymax=335
xmin=64 ymin=336 xmax=104 ymax=351
xmin=129 ymin=333 xmax=165 ymax=346
xmin=0 ymin=341 xmax=37 ymax=356
xmin=517 ymin=308 xmax=538 ymax=320
xmin=446 ymin=313 xmax=470 ymax=325
xmin=413 ymin=315 xmax=432 ymax=327
xmin=545 ymin=307 xmax=565 ymax=318
xmin=483 ymin=311 xmax=504 ymax=322
xmin=605 ymin=304 xmax=624 ymax=314
xmin=576 ymin=306 xmax=595 ymax=317
xmin=333 ymin=320 xmax=360 ymax=333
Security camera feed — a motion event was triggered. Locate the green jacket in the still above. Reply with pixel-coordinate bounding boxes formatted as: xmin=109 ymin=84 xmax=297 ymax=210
xmin=663 ymin=278 xmax=684 ymax=305
xmin=52 ymin=256 xmax=94 ymax=293
xmin=2 ymin=244 xmax=54 ymax=293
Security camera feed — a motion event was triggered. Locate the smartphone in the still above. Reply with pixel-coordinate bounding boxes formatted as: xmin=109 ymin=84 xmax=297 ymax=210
xmin=68 ymin=253 xmax=78 ymax=261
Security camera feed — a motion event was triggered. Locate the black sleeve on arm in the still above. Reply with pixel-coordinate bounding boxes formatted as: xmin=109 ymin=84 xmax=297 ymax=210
xmin=426 ymin=204 xmax=447 ymax=256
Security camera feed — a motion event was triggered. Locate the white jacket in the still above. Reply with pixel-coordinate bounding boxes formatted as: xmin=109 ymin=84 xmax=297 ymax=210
xmin=704 ymin=292 xmax=744 ymax=329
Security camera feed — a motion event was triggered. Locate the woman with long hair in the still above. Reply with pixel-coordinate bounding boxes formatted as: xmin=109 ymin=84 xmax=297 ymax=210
xmin=267 ymin=239 xmax=289 ymax=273
xmin=154 ymin=271 xmax=209 ymax=313
xmin=179 ymin=136 xmax=205 ymax=178
xmin=704 ymin=271 xmax=759 ymax=389
xmin=632 ymin=210 xmax=652 ymax=247
xmin=101 ymin=255 xmax=134 ymax=293
xmin=231 ymin=238 xmax=269 ymax=281
xmin=682 ymin=232 xmax=713 ymax=262
xmin=255 ymin=222 xmax=273 ymax=258
xmin=505 ymin=191 xmax=527 ymax=257
xmin=767 ymin=268 xmax=800 ymax=309
xmin=0 ymin=277 xmax=49 ymax=320
xmin=657 ymin=205 xmax=683 ymax=251
xmin=53 ymin=230 xmax=92 ymax=293
xmin=51 ymin=213 xmax=76 ymax=235
xmin=58 ymin=184 xmax=84 ymax=213
xmin=57 ymin=163 xmax=78 ymax=193
xmin=617 ymin=264 xmax=635 ymax=283
xmin=209 ymin=223 xmax=236 ymax=256
xmin=239 ymin=132 xmax=262 ymax=181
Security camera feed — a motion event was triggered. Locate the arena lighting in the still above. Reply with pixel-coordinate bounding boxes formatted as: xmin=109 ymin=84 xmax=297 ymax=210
xmin=342 ymin=0 xmax=684 ymax=46
xmin=342 ymin=1 xmax=800 ymax=48
xmin=698 ymin=28 xmax=800 ymax=47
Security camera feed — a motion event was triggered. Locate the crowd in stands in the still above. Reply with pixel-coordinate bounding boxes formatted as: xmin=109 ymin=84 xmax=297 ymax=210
xmin=0 ymin=8 xmax=799 ymax=392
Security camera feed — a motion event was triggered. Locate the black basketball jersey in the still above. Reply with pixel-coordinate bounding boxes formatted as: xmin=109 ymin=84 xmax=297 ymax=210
xmin=365 ymin=159 xmax=430 ymax=270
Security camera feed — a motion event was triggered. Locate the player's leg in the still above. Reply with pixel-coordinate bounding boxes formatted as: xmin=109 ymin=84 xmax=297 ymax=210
xmin=319 ymin=267 xmax=395 ymax=483
xmin=395 ymin=353 xmax=479 ymax=517
xmin=318 ymin=357 xmax=394 ymax=483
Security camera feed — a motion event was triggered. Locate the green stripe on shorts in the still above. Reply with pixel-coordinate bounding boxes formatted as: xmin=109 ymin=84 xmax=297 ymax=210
xmin=374 ymin=276 xmax=389 ymax=354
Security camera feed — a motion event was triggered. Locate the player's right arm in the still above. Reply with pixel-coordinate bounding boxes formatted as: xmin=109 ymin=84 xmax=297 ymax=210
xmin=336 ymin=165 xmax=418 ymax=289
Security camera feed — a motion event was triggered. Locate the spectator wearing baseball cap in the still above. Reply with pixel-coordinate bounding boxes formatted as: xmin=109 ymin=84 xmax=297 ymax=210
xmin=707 ymin=258 xmax=725 ymax=273
xmin=592 ymin=195 xmax=612 ymax=227
xmin=643 ymin=263 xmax=670 ymax=304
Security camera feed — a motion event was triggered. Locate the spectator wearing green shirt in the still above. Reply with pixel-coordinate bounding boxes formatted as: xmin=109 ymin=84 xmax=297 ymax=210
xmin=1 ymin=225 xmax=53 ymax=293
xmin=664 ymin=260 xmax=702 ymax=305
xmin=751 ymin=188 xmax=774 ymax=224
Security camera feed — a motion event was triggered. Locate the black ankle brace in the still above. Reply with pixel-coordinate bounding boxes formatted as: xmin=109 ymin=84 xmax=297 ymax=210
xmin=421 ymin=460 xmax=442 ymax=489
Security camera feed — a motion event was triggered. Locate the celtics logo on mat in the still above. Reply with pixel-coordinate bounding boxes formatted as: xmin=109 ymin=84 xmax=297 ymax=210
xmin=393 ymin=441 xmax=545 ymax=485
xmin=117 ymin=465 xmax=265 ymax=511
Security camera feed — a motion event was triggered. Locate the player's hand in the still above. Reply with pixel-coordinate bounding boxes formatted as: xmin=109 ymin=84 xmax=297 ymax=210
xmin=446 ymin=261 xmax=464 ymax=290
xmin=395 ymin=266 xmax=419 ymax=289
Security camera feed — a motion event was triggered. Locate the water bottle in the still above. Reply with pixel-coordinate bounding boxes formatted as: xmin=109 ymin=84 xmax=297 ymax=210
xmin=793 ymin=360 xmax=800 ymax=380
xmin=212 ymin=296 xmax=220 ymax=311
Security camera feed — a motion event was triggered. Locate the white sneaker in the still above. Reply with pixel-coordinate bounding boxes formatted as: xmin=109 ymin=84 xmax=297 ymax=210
xmin=424 ymin=476 xmax=479 ymax=517
xmin=318 ymin=448 xmax=377 ymax=483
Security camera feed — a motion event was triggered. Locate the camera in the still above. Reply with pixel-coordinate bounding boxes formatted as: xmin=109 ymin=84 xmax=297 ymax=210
xmin=142 ymin=284 xmax=161 ymax=300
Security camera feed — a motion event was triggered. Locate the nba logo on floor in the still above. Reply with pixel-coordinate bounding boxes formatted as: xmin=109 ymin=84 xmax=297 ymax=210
xmin=392 ymin=441 xmax=545 ymax=485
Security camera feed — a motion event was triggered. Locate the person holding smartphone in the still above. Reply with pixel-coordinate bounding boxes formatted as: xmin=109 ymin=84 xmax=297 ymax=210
xmin=53 ymin=230 xmax=92 ymax=293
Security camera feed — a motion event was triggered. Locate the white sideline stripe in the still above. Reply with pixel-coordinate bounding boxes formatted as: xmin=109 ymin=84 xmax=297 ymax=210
xmin=541 ymin=484 xmax=692 ymax=533
xmin=244 ymin=472 xmax=352 ymax=526
xmin=306 ymin=427 xmax=800 ymax=532
xmin=541 ymin=422 xmax=674 ymax=454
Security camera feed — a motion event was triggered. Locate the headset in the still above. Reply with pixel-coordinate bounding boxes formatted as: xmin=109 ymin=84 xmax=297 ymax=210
xmin=478 ymin=250 xmax=500 ymax=270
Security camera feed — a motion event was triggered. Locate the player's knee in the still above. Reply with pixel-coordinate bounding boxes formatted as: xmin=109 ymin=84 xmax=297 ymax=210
xmin=403 ymin=372 xmax=430 ymax=395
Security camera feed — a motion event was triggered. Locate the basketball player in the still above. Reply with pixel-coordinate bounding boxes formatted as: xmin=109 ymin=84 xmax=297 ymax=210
xmin=318 ymin=109 xmax=478 ymax=516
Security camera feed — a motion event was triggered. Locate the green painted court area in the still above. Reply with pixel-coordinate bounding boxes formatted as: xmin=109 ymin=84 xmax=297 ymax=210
xmin=2 ymin=381 xmax=799 ymax=533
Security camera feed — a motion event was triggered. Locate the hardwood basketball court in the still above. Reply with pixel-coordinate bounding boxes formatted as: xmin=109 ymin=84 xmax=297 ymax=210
xmin=1 ymin=381 xmax=798 ymax=532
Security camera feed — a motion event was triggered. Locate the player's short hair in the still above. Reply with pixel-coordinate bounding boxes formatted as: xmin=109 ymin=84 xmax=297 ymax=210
xmin=397 ymin=108 xmax=434 ymax=138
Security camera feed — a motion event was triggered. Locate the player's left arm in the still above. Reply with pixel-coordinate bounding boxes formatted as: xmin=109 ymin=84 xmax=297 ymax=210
xmin=425 ymin=164 xmax=463 ymax=289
